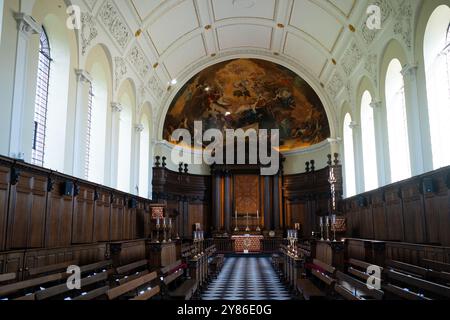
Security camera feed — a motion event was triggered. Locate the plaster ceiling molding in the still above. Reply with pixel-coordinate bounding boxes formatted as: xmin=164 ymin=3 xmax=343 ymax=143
xmin=81 ymin=12 xmax=98 ymax=55
xmin=98 ymin=0 xmax=133 ymax=50
xmin=360 ymin=0 xmax=393 ymax=45
xmin=114 ymin=57 xmax=128 ymax=90
xmin=341 ymin=41 xmax=363 ymax=76
xmin=393 ymin=0 xmax=413 ymax=49
xmin=364 ymin=54 xmax=378 ymax=87
xmin=326 ymin=71 xmax=344 ymax=98
xmin=127 ymin=44 xmax=151 ymax=79
xmin=148 ymin=75 xmax=164 ymax=100
xmin=83 ymin=0 xmax=97 ymax=11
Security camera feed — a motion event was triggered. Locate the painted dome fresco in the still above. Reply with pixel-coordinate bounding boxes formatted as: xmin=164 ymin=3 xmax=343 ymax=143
xmin=163 ymin=58 xmax=330 ymax=150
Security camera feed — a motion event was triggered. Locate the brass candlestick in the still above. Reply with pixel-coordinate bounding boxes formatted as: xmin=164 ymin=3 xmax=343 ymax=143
xmin=155 ymin=223 xmax=161 ymax=243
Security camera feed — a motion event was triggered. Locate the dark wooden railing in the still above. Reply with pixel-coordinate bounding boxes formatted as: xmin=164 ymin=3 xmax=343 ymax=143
xmin=260 ymin=238 xmax=285 ymax=253
xmin=204 ymin=239 xmax=235 ymax=254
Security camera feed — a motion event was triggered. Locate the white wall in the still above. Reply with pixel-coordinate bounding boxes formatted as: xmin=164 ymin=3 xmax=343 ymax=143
xmin=0 ymin=0 xmax=4 ymax=45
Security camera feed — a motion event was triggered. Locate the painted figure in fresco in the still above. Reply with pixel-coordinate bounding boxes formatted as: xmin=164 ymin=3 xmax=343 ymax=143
xmin=164 ymin=59 xmax=330 ymax=150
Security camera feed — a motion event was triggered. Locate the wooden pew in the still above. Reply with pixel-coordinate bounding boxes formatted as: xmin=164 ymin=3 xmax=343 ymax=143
xmin=209 ymin=254 xmax=224 ymax=279
xmin=335 ymin=271 xmax=383 ymax=300
xmin=27 ymin=260 xmax=78 ymax=279
xmin=160 ymin=260 xmax=185 ymax=298
xmin=106 ymin=271 xmax=159 ymax=300
xmin=297 ymin=259 xmax=335 ymax=300
xmin=0 ymin=273 xmax=16 ymax=285
xmin=347 ymin=258 xmax=383 ymax=283
xmin=422 ymin=259 xmax=450 ymax=273
xmin=0 ymin=273 xmax=63 ymax=299
xmin=33 ymin=272 xmax=109 ymax=300
xmin=384 ymin=269 xmax=450 ymax=300
xmin=10 ymin=260 xmax=113 ymax=300
xmin=385 ymin=260 xmax=428 ymax=278
xmin=114 ymin=259 xmax=149 ymax=285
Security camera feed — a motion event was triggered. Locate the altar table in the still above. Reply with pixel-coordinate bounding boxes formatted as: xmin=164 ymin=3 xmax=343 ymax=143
xmin=232 ymin=235 xmax=264 ymax=253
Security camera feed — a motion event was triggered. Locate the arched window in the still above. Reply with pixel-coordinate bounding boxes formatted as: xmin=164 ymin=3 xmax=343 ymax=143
xmin=139 ymin=114 xmax=150 ymax=198
xmin=424 ymin=5 xmax=450 ymax=169
xmin=385 ymin=59 xmax=411 ymax=183
xmin=117 ymin=98 xmax=132 ymax=193
xmin=31 ymin=29 xmax=51 ymax=166
xmin=343 ymin=113 xmax=356 ymax=197
xmin=361 ymin=91 xmax=378 ymax=191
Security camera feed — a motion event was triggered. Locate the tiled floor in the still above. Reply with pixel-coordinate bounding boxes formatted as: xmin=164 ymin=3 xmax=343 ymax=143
xmin=202 ymin=256 xmax=292 ymax=300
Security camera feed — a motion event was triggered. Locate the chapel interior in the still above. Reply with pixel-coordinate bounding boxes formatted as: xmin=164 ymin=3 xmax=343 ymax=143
xmin=0 ymin=0 xmax=450 ymax=301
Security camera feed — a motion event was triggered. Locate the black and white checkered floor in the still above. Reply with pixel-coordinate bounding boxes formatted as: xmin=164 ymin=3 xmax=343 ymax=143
xmin=202 ymin=256 xmax=292 ymax=300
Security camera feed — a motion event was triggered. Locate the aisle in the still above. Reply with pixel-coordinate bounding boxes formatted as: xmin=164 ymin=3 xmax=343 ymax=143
xmin=202 ymin=256 xmax=292 ymax=300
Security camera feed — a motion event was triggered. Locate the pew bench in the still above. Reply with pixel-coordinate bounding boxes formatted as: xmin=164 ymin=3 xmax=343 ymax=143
xmin=297 ymin=259 xmax=336 ymax=300
xmin=160 ymin=260 xmax=186 ymax=297
xmin=9 ymin=259 xmax=114 ymax=300
xmin=384 ymin=268 xmax=450 ymax=300
xmin=106 ymin=271 xmax=160 ymax=300
xmin=422 ymin=259 xmax=450 ymax=273
xmin=168 ymin=279 xmax=198 ymax=300
xmin=347 ymin=258 xmax=383 ymax=283
xmin=0 ymin=273 xmax=63 ymax=300
xmin=113 ymin=259 xmax=149 ymax=286
xmin=0 ymin=273 xmax=16 ymax=285
xmin=335 ymin=271 xmax=383 ymax=300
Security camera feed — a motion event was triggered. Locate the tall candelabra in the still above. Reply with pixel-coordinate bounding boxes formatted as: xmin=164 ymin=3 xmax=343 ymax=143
xmin=155 ymin=221 xmax=161 ymax=243
xmin=331 ymin=214 xmax=337 ymax=242
xmin=319 ymin=217 xmax=324 ymax=241
xmin=325 ymin=216 xmax=330 ymax=241
xmin=287 ymin=230 xmax=299 ymax=258
xmin=193 ymin=231 xmax=204 ymax=258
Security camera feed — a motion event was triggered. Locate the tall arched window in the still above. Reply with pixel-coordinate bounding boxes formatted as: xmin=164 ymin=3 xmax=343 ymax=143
xmin=139 ymin=114 xmax=150 ymax=198
xmin=361 ymin=91 xmax=378 ymax=191
xmin=31 ymin=29 xmax=51 ymax=166
xmin=343 ymin=113 xmax=356 ymax=197
xmin=385 ymin=59 xmax=411 ymax=183
xmin=117 ymin=97 xmax=132 ymax=193
xmin=424 ymin=5 xmax=450 ymax=169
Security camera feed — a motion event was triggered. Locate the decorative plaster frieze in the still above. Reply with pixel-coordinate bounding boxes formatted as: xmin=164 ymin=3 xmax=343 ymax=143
xmin=98 ymin=0 xmax=132 ymax=49
xmin=81 ymin=12 xmax=98 ymax=55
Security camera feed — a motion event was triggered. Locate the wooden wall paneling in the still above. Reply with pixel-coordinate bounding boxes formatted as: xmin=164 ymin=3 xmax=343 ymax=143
xmin=188 ymin=203 xmax=205 ymax=231
xmin=72 ymin=183 xmax=95 ymax=244
xmin=0 ymin=253 xmax=4 ymax=273
xmin=401 ymin=182 xmax=426 ymax=244
xmin=7 ymin=167 xmax=47 ymax=250
xmin=371 ymin=191 xmax=387 ymax=240
xmin=110 ymin=194 xmax=125 ymax=241
xmin=72 ymin=243 xmax=107 ymax=265
xmin=350 ymin=199 xmax=361 ymax=238
xmin=360 ymin=203 xmax=374 ymax=239
xmin=384 ymin=187 xmax=404 ymax=241
xmin=136 ymin=201 xmax=149 ymax=239
xmin=0 ymin=161 xmax=11 ymax=251
xmin=5 ymin=251 xmax=25 ymax=280
xmin=423 ymin=174 xmax=450 ymax=246
xmin=45 ymin=176 xmax=74 ymax=248
xmin=122 ymin=199 xmax=133 ymax=241
xmin=93 ymin=189 xmax=111 ymax=242
xmin=110 ymin=240 xmax=146 ymax=266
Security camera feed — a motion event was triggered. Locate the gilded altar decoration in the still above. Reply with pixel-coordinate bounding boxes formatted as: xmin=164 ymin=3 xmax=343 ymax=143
xmin=151 ymin=207 xmax=164 ymax=220
xmin=164 ymin=59 xmax=330 ymax=150
xmin=331 ymin=217 xmax=347 ymax=233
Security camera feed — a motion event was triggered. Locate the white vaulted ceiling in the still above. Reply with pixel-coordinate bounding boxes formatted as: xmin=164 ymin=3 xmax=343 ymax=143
xmin=79 ymin=0 xmax=417 ymax=137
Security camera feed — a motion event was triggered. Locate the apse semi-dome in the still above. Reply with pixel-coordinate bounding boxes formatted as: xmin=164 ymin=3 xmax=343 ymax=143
xmin=163 ymin=58 xmax=330 ymax=150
